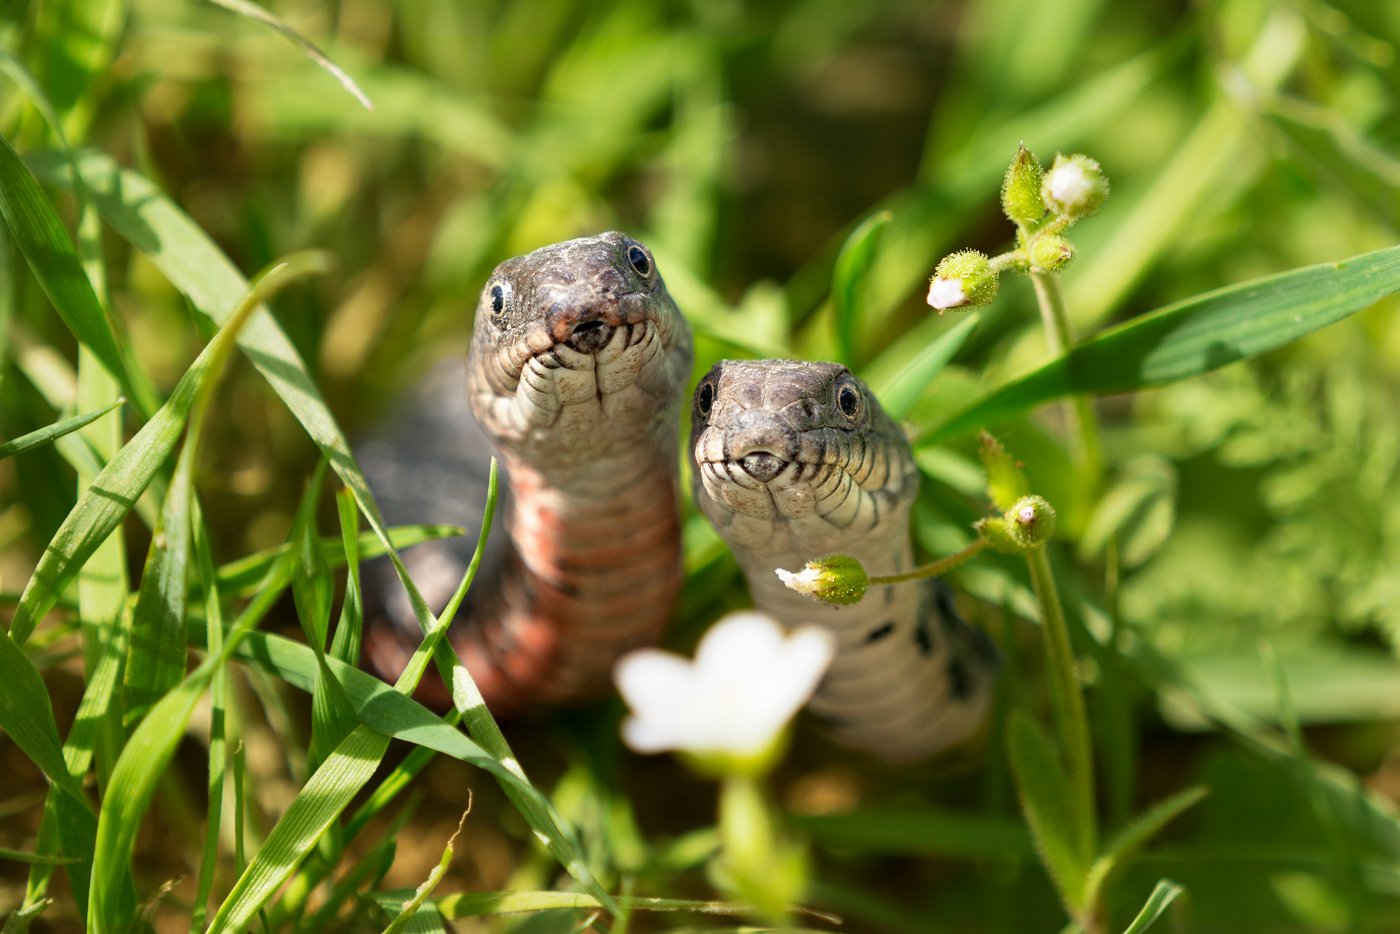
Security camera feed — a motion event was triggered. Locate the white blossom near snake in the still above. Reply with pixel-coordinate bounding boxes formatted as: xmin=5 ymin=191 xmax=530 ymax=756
xmin=362 ymin=232 xmax=692 ymax=714
xmin=690 ymin=359 xmax=1000 ymax=761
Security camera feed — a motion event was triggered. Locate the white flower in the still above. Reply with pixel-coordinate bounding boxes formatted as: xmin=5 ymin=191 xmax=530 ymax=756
xmin=614 ymin=611 xmax=836 ymax=762
xmin=1041 ymin=153 xmax=1108 ymax=218
xmin=926 ymin=276 xmax=969 ymax=310
xmin=775 ymin=565 xmax=821 ymax=595
xmin=1046 ymin=162 xmax=1092 ymax=206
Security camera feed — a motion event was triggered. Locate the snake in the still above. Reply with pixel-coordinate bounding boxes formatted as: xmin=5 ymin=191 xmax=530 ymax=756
xmin=690 ymin=359 xmax=1000 ymax=761
xmin=361 ymin=232 xmax=692 ymax=715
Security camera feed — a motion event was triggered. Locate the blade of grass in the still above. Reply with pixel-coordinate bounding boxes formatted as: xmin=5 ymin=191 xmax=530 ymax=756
xmin=33 ymin=0 xmax=125 ymax=140
xmin=0 ymin=849 xmax=78 ymax=866
xmin=6 ymin=250 xmax=330 ymax=645
xmin=290 ymin=461 xmax=357 ymax=774
xmin=87 ymin=253 xmax=326 ymax=931
xmin=384 ymin=891 xmax=839 ymax=923
xmin=1007 ymin=710 xmax=1089 ymax=915
xmin=88 ymin=551 xmax=296 ymax=932
xmin=190 ymin=504 xmax=228 ymax=932
xmin=1081 ymin=786 xmax=1206 ymax=914
xmin=1262 ymin=94 xmax=1400 ymax=231
xmin=1119 ymin=879 xmax=1184 ymax=934
xmin=206 ymin=0 xmax=373 ymax=110
xmin=206 ymin=464 xmax=498 ymax=932
xmin=832 ymin=209 xmax=890 ymax=366
xmin=122 ymin=412 xmax=197 ymax=725
xmin=0 ymin=398 xmax=122 ymax=460
xmin=0 ymin=132 xmax=151 ymax=413
xmin=868 ymin=312 xmax=980 ymax=421
xmin=926 ymin=245 xmax=1400 ymax=443
xmin=213 ymin=524 xmax=464 ymax=596
xmin=382 ymin=808 xmax=469 ymax=933
xmin=327 ymin=488 xmax=364 ymax=668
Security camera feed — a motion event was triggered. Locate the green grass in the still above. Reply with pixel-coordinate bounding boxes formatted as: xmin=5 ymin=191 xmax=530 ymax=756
xmin=2 ymin=0 xmax=1399 ymax=930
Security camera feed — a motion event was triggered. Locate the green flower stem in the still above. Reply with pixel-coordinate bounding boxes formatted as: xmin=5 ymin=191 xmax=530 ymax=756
xmin=868 ymin=537 xmax=990 ymax=585
xmin=716 ymin=773 xmax=790 ymax=923
xmin=1029 ymin=270 xmax=1101 ymax=480
xmin=1026 ymin=543 xmax=1096 ymax=857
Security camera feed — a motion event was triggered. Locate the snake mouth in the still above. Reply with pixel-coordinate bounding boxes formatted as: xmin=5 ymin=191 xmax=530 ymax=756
xmin=738 ymin=451 xmax=788 ymax=482
xmin=564 ymin=320 xmax=612 ymax=354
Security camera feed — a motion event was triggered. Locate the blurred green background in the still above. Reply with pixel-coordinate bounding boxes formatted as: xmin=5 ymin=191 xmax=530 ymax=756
xmin=2 ymin=0 xmax=1400 ymax=930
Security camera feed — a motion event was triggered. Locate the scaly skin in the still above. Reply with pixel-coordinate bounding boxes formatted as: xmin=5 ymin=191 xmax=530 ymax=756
xmin=368 ymin=232 xmax=692 ymax=715
xmin=690 ymin=360 xmax=998 ymax=761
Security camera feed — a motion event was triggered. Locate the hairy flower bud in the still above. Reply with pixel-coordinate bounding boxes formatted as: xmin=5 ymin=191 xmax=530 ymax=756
xmin=1042 ymin=154 xmax=1109 ymax=219
xmin=1029 ymin=235 xmax=1074 ymax=272
xmin=776 ymin=554 xmax=869 ymax=606
xmin=927 ymin=250 xmax=998 ymax=311
xmin=1006 ymin=495 xmax=1057 ymax=549
xmin=1001 ymin=144 xmax=1046 ymax=226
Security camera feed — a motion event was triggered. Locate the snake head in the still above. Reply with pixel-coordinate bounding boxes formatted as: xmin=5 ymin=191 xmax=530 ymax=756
xmin=467 ymin=232 xmax=692 ymax=459
xmin=690 ymin=359 xmax=919 ymax=554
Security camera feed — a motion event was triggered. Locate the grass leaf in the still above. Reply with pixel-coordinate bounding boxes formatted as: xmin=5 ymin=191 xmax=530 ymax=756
xmin=206 ymin=0 xmax=374 ymax=110
xmin=927 ymin=245 xmax=1400 ymax=442
xmin=0 ymin=133 xmax=142 ymax=410
xmin=213 ymin=523 xmax=462 ymax=596
xmin=832 ymin=209 xmax=891 ymax=365
xmin=1006 ymin=710 xmax=1089 ymax=913
xmin=0 ymin=398 xmax=123 ymax=460
xmin=870 ymin=312 xmax=980 ymax=421
xmin=87 ymin=552 xmax=296 ymax=932
xmin=1119 ymin=879 xmax=1185 ymax=934
xmin=1082 ymin=785 xmax=1207 ymax=914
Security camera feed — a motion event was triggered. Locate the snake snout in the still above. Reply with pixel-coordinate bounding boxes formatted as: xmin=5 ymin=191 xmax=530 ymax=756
xmin=722 ymin=412 xmax=799 ymax=481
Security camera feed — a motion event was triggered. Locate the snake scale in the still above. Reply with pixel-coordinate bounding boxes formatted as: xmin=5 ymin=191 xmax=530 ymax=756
xmin=363 ymin=233 xmax=996 ymax=758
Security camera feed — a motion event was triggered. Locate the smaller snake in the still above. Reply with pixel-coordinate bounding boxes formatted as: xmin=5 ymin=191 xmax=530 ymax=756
xmin=691 ymin=359 xmax=999 ymax=761
xmin=364 ymin=232 xmax=692 ymax=715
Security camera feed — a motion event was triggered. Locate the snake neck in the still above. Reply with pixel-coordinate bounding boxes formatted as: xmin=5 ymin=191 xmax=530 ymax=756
xmin=461 ymin=439 xmax=683 ymax=714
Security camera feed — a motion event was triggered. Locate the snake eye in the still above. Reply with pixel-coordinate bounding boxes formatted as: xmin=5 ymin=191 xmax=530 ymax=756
xmin=696 ymin=379 xmax=715 ymax=417
xmin=626 ymin=244 xmax=653 ymax=279
xmin=487 ymin=282 xmax=509 ymax=325
xmin=837 ymin=382 xmax=863 ymax=420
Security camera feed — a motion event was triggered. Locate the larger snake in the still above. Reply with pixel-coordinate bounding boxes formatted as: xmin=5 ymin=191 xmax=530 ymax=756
xmin=690 ymin=360 xmax=999 ymax=761
xmin=363 ymin=232 xmax=692 ymax=714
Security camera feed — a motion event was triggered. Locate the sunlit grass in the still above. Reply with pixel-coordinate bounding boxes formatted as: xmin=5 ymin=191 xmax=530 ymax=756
xmin=2 ymin=0 xmax=1399 ymax=930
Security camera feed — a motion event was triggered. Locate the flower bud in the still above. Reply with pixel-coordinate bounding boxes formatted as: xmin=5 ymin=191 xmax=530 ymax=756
xmin=927 ymin=250 xmax=998 ymax=311
xmin=1029 ymin=235 xmax=1074 ymax=272
xmin=1041 ymin=154 xmax=1109 ymax=218
xmin=1005 ymin=495 xmax=1057 ymax=549
xmin=1001 ymin=144 xmax=1046 ymax=226
xmin=776 ymin=555 xmax=868 ymax=606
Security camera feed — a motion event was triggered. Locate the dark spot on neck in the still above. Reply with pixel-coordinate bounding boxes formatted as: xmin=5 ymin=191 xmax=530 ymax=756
xmin=864 ymin=621 xmax=895 ymax=643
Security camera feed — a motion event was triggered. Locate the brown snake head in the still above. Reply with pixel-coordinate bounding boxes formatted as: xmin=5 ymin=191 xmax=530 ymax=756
xmin=690 ymin=359 xmax=920 ymax=560
xmin=467 ymin=231 xmax=692 ymax=466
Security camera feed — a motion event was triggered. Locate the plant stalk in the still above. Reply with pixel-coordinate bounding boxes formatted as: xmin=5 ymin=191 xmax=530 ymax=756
xmin=869 ymin=538 xmax=990 ymax=585
xmin=1029 ymin=270 xmax=1101 ymax=480
xmin=1025 ymin=544 xmax=1096 ymax=859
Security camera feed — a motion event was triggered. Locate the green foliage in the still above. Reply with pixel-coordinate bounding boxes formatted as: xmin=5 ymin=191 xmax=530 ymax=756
xmin=1 ymin=0 xmax=1399 ymax=930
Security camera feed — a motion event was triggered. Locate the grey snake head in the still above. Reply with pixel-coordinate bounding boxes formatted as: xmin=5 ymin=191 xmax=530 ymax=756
xmin=690 ymin=359 xmax=920 ymax=560
xmin=467 ymin=231 xmax=691 ymax=463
